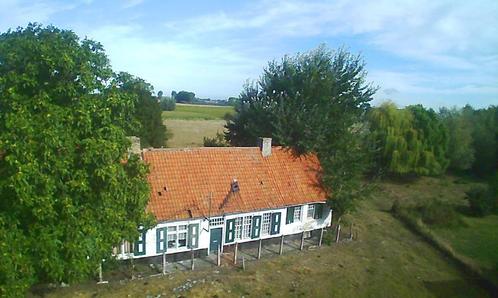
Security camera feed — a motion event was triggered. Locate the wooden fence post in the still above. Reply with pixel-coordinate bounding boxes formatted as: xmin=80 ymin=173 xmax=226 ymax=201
xmin=242 ymin=256 xmax=246 ymax=271
xmin=217 ymin=244 xmax=221 ymax=266
xmin=191 ymin=250 xmax=195 ymax=271
xmin=162 ymin=251 xmax=166 ymax=275
xmin=97 ymin=260 xmax=108 ymax=284
xmin=318 ymin=228 xmax=324 ymax=247
xmin=257 ymin=239 xmax=262 ymax=260
xmin=279 ymin=235 xmax=284 ymax=255
xmin=335 ymin=224 xmax=341 ymax=243
xmin=300 ymin=232 xmax=305 ymax=251
xmin=234 ymin=242 xmax=238 ymax=265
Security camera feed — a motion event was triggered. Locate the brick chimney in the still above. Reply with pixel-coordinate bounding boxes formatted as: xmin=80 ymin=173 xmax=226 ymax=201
xmin=258 ymin=137 xmax=272 ymax=157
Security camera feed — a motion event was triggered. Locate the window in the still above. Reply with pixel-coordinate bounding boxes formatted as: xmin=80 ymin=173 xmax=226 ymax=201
xmin=234 ymin=217 xmax=243 ymax=240
xmin=293 ymin=206 xmax=302 ymax=222
xmin=307 ymin=204 xmax=315 ymax=219
xmin=178 ymin=225 xmax=187 ymax=247
xmin=261 ymin=213 xmax=271 ymax=235
xmin=242 ymin=216 xmax=252 ymax=239
xmin=210 ymin=217 xmax=224 ymax=227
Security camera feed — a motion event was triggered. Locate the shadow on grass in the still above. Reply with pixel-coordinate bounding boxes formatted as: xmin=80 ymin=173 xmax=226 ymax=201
xmin=423 ymin=279 xmax=494 ymax=298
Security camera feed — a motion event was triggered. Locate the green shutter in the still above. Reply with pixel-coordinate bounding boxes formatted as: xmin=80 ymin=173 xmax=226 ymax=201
xmin=225 ymin=219 xmax=235 ymax=243
xmin=134 ymin=230 xmax=146 ymax=256
xmin=188 ymin=223 xmax=199 ymax=249
xmin=270 ymin=212 xmax=281 ymax=235
xmin=314 ymin=204 xmax=324 ymax=219
xmin=251 ymin=215 xmax=262 ymax=239
xmin=156 ymin=227 xmax=166 ymax=253
xmin=286 ymin=207 xmax=295 ymax=224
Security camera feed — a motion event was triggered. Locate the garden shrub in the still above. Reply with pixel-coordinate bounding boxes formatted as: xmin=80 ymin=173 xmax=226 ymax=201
xmin=466 ymin=186 xmax=495 ymax=217
xmin=416 ymin=200 xmax=463 ymax=227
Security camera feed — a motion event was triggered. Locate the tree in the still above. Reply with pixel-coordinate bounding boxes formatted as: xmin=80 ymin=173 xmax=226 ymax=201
xmin=157 ymin=90 xmax=163 ymax=99
xmin=439 ymin=107 xmax=475 ymax=171
xmin=406 ymin=104 xmax=449 ymax=175
xmin=203 ymin=132 xmax=229 ymax=147
xmin=113 ymin=72 xmax=168 ymax=148
xmin=175 ymin=90 xmax=195 ymax=103
xmin=171 ymin=90 xmax=177 ymax=99
xmin=159 ymin=96 xmax=176 ymax=111
xmin=369 ymin=103 xmax=449 ymax=176
xmin=226 ymin=45 xmax=376 ymax=218
xmin=0 ymin=24 xmax=154 ymax=295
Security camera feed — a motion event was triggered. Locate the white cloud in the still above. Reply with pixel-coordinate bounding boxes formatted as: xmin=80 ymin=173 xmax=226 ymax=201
xmin=122 ymin=0 xmax=144 ymax=9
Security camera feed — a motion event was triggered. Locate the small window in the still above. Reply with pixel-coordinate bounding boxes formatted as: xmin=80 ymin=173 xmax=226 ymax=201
xmin=178 ymin=231 xmax=187 ymax=247
xmin=167 ymin=233 xmax=177 ymax=248
xmin=307 ymin=204 xmax=315 ymax=219
xmin=234 ymin=217 xmax=243 ymax=240
xmin=261 ymin=213 xmax=271 ymax=235
xmin=293 ymin=206 xmax=302 ymax=222
xmin=167 ymin=226 xmax=177 ymax=232
xmin=179 ymin=225 xmax=187 ymax=231
xmin=210 ymin=217 xmax=224 ymax=227
xmin=242 ymin=216 xmax=252 ymax=239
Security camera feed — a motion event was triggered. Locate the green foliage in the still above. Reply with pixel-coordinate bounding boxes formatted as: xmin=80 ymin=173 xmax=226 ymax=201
xmin=466 ymin=185 xmax=496 ymax=217
xmin=175 ymin=90 xmax=196 ymax=103
xmin=226 ymin=45 xmax=377 ymax=217
xmin=113 ymin=72 xmax=168 ymax=148
xmin=159 ymin=96 xmax=176 ymax=111
xmin=439 ymin=107 xmax=475 ymax=171
xmin=203 ymin=132 xmax=229 ymax=147
xmin=416 ymin=200 xmax=463 ymax=227
xmin=462 ymin=105 xmax=498 ymax=177
xmin=368 ymin=102 xmax=449 ymax=176
xmin=0 ymin=24 xmax=154 ymax=295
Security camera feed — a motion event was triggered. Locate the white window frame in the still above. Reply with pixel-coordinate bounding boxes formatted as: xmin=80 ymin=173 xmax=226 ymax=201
xmin=234 ymin=217 xmax=243 ymax=240
xmin=261 ymin=213 xmax=271 ymax=236
xmin=167 ymin=224 xmax=188 ymax=249
xmin=210 ymin=217 xmax=224 ymax=227
xmin=293 ymin=206 xmax=302 ymax=222
xmin=307 ymin=204 xmax=315 ymax=219
xmin=242 ymin=216 xmax=252 ymax=239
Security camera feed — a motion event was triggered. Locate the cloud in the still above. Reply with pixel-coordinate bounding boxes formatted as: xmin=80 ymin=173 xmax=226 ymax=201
xmin=122 ymin=0 xmax=144 ymax=9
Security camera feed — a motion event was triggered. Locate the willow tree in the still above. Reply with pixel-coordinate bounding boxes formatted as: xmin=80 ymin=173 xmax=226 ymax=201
xmin=0 ymin=24 xmax=153 ymax=295
xmin=226 ymin=45 xmax=377 ymax=217
xmin=369 ymin=102 xmax=448 ymax=176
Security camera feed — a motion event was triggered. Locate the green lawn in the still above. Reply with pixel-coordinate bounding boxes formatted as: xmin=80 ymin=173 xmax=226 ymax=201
xmin=164 ymin=119 xmax=226 ymax=148
xmin=380 ymin=175 xmax=498 ymax=286
xmin=163 ymin=103 xmax=235 ymax=120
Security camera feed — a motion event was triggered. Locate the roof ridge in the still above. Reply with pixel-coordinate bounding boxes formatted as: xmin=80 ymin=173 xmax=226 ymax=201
xmin=142 ymin=146 xmax=287 ymax=152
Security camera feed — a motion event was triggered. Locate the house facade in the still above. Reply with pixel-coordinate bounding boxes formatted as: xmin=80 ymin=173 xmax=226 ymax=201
xmin=116 ymin=138 xmax=332 ymax=260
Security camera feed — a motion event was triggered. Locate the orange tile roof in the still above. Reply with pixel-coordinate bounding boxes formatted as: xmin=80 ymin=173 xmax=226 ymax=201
xmin=143 ymin=147 xmax=326 ymax=222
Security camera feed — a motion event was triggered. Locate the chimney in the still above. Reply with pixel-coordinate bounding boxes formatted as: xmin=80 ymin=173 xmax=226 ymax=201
xmin=258 ymin=137 xmax=272 ymax=157
xmin=231 ymin=178 xmax=240 ymax=192
xmin=128 ymin=136 xmax=141 ymax=155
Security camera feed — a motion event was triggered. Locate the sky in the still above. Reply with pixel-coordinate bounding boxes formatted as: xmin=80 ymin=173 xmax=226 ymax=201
xmin=0 ymin=0 xmax=497 ymax=108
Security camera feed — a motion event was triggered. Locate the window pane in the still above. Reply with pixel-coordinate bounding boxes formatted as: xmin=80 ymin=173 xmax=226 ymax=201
xmin=307 ymin=205 xmax=315 ymax=218
xmin=178 ymin=232 xmax=187 ymax=247
xmin=262 ymin=213 xmax=271 ymax=235
xmin=179 ymin=225 xmax=187 ymax=231
xmin=167 ymin=226 xmax=177 ymax=233
xmin=167 ymin=234 xmax=177 ymax=248
xmin=234 ymin=217 xmax=243 ymax=239
xmin=294 ymin=206 xmax=302 ymax=222
xmin=242 ymin=216 xmax=252 ymax=239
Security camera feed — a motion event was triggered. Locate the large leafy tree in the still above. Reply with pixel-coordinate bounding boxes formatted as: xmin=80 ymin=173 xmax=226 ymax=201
xmin=113 ymin=72 xmax=168 ymax=148
xmin=226 ymin=46 xmax=376 ymax=217
xmin=439 ymin=107 xmax=475 ymax=171
xmin=0 ymin=24 xmax=153 ymax=295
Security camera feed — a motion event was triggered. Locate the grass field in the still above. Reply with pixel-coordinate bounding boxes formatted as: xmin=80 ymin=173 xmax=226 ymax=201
xmin=40 ymin=176 xmax=492 ymax=297
xmin=381 ymin=175 xmax=498 ymax=286
xmin=163 ymin=103 xmax=235 ymax=120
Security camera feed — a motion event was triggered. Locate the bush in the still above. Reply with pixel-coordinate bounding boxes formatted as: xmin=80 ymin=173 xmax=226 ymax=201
xmin=203 ymin=132 xmax=229 ymax=147
xmin=466 ymin=186 xmax=495 ymax=217
xmin=416 ymin=200 xmax=463 ymax=227
xmin=160 ymin=97 xmax=176 ymax=111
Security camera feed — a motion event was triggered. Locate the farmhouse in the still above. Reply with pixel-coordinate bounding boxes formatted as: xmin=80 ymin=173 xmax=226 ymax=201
xmin=116 ymin=138 xmax=332 ymax=259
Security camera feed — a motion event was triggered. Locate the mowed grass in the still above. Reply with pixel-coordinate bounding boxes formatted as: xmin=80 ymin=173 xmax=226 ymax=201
xmin=163 ymin=103 xmax=235 ymax=120
xmin=379 ymin=175 xmax=498 ymax=286
xmin=41 ymin=178 xmax=490 ymax=297
xmin=165 ymin=119 xmax=226 ymax=147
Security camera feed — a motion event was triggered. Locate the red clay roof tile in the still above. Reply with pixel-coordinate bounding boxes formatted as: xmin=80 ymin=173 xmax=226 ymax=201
xmin=143 ymin=147 xmax=326 ymax=222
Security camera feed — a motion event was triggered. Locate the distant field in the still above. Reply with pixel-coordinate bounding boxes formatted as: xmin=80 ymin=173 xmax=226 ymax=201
xmin=165 ymin=119 xmax=226 ymax=148
xmin=163 ymin=103 xmax=235 ymax=120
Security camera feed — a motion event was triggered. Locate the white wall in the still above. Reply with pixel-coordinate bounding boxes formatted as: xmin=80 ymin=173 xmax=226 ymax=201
xmin=119 ymin=203 xmax=332 ymax=259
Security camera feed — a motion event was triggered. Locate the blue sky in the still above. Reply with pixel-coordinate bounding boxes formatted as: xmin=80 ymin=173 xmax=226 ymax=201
xmin=1 ymin=0 xmax=497 ymax=108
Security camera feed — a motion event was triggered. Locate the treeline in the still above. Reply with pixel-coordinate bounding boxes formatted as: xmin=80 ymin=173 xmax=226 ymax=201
xmin=223 ymin=44 xmax=497 ymax=219
xmin=369 ymin=102 xmax=497 ymax=178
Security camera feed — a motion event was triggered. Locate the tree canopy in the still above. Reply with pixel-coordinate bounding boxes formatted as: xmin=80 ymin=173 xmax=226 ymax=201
xmin=113 ymin=72 xmax=168 ymax=148
xmin=226 ymin=45 xmax=376 ymax=217
xmin=174 ymin=90 xmax=196 ymax=103
xmin=0 ymin=24 xmax=154 ymax=295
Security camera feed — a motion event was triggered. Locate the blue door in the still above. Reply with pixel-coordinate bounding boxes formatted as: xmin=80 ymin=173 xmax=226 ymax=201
xmin=210 ymin=228 xmax=223 ymax=254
